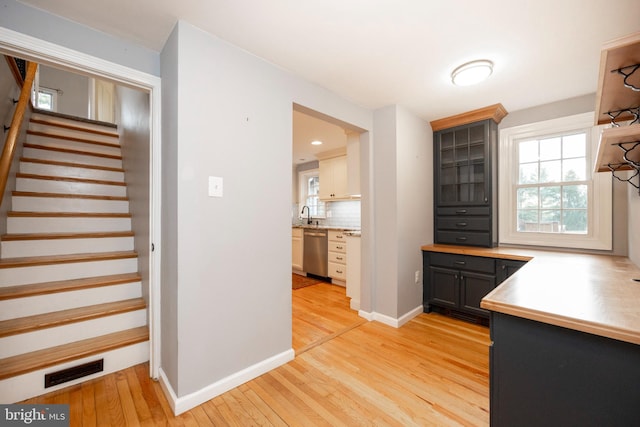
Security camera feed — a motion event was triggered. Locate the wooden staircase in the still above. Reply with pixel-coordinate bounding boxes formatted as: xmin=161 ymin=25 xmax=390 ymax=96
xmin=0 ymin=111 xmax=149 ymax=403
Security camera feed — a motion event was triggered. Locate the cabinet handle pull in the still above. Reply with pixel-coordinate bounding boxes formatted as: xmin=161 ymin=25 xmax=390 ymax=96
xmin=456 ymin=237 xmax=468 ymax=242
xmin=456 ymin=222 xmax=468 ymax=227
xmin=336 ymin=246 xmax=343 ymax=249
xmin=454 ymin=261 xmax=466 ymax=266
xmin=456 ymin=209 xmax=467 ymax=214
xmin=336 ymin=270 xmax=343 ymax=274
xmin=336 ymin=256 xmax=343 ymax=260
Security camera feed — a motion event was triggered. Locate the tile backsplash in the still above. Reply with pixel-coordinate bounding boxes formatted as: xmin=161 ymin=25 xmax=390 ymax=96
xmin=292 ymin=200 xmax=361 ymax=229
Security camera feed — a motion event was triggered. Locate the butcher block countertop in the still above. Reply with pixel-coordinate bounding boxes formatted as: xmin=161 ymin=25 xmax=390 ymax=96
xmin=421 ymin=244 xmax=640 ymax=345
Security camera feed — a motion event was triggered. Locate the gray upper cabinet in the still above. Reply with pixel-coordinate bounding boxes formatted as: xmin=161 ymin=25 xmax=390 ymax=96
xmin=430 ymin=104 xmax=507 ymax=248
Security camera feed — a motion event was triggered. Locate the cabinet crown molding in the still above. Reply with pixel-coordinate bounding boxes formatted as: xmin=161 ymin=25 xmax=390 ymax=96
xmin=430 ymin=103 xmax=508 ymax=132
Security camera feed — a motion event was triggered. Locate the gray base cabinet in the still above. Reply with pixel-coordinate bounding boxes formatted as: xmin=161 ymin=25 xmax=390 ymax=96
xmin=423 ymin=251 xmax=526 ymax=321
xmin=490 ymin=312 xmax=640 ymax=426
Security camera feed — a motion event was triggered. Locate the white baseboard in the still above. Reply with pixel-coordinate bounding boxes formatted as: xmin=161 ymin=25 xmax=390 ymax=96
xmin=349 ymin=298 xmax=360 ymax=311
xmin=159 ymin=348 xmax=295 ymax=415
xmin=357 ymin=305 xmax=423 ymax=328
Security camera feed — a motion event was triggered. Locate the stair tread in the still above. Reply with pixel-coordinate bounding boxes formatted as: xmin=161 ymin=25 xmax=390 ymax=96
xmin=30 ymin=118 xmax=120 ymax=138
xmin=12 ymin=191 xmax=128 ymax=201
xmin=1 ymin=231 xmax=134 ymax=241
xmin=0 ymin=273 xmax=142 ymax=301
xmin=0 ymin=298 xmax=146 ymax=338
xmin=0 ymin=251 xmax=138 ymax=269
xmin=27 ymin=130 xmax=120 ymax=149
xmin=21 ymin=157 xmax=124 ymax=173
xmin=0 ymin=326 xmax=148 ymax=380
xmin=8 ymin=211 xmax=131 ymax=217
xmin=16 ymin=173 xmax=125 ymax=186
xmin=24 ymin=143 xmax=122 ymax=160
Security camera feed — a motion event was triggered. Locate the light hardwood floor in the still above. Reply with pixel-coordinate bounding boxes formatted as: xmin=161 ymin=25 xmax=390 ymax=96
xmin=21 ymin=282 xmax=491 ymax=426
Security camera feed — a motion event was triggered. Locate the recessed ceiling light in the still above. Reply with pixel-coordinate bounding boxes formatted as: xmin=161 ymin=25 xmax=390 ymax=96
xmin=311 ymin=140 xmax=323 ymax=145
xmin=451 ymin=60 xmax=493 ymax=86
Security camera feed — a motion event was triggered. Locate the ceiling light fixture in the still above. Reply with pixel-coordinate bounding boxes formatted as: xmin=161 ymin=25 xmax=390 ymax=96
xmin=311 ymin=140 xmax=323 ymax=145
xmin=451 ymin=60 xmax=493 ymax=86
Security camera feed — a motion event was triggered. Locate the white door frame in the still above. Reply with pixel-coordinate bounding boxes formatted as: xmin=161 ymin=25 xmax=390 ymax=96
xmin=0 ymin=26 xmax=163 ymax=378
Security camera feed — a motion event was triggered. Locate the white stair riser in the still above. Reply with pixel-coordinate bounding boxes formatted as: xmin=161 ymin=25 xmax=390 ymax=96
xmin=26 ymin=134 xmax=121 ymax=157
xmin=31 ymin=113 xmax=119 ymax=135
xmin=23 ymin=147 xmax=123 ymax=169
xmin=12 ymin=195 xmax=129 ymax=213
xmin=0 ymin=258 xmax=138 ymax=287
xmin=0 ymin=309 xmax=147 ymax=358
xmin=1 ymin=236 xmax=134 ymax=258
xmin=20 ymin=161 xmax=124 ymax=181
xmin=29 ymin=122 xmax=120 ymax=146
xmin=7 ymin=216 xmax=131 ymax=233
xmin=16 ymin=177 xmax=127 ymax=197
xmin=0 ymin=341 xmax=149 ymax=403
xmin=0 ymin=281 xmax=142 ymax=321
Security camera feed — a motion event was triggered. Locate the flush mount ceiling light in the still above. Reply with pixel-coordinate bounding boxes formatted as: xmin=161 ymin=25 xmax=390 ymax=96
xmin=311 ymin=140 xmax=323 ymax=145
xmin=451 ymin=60 xmax=493 ymax=86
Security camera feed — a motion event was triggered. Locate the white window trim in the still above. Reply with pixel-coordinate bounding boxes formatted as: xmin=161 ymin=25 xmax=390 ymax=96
xmin=37 ymin=87 xmax=57 ymax=111
xmin=498 ymin=112 xmax=612 ymax=250
xmin=298 ymin=168 xmax=326 ymax=219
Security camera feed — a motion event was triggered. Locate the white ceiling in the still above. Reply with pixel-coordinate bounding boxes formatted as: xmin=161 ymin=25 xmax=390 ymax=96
xmin=19 ymin=0 xmax=640 ymax=163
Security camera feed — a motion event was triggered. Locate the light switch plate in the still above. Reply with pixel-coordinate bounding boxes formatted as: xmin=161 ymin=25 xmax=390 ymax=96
xmin=208 ymin=176 xmax=223 ymax=197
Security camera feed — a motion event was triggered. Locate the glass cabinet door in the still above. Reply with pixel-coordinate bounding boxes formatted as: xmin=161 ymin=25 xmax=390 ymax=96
xmin=436 ymin=121 xmax=489 ymax=205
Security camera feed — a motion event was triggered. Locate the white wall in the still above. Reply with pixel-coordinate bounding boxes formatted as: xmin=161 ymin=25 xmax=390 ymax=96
xmin=370 ymin=105 xmax=432 ymax=319
xmin=115 ymin=85 xmax=151 ymax=303
xmin=629 ymin=184 xmax=640 ymax=267
xmin=0 ymin=0 xmax=159 ymax=76
xmin=160 ymin=21 xmax=374 ymax=401
xmin=39 ymin=65 xmax=88 ymax=118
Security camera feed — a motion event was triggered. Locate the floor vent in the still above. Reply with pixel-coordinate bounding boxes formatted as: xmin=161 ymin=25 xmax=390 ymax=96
xmin=44 ymin=359 xmax=104 ymax=388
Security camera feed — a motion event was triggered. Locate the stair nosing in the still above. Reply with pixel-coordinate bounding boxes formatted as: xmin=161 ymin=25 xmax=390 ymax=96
xmin=0 ymin=298 xmax=146 ymax=338
xmin=0 ymin=326 xmax=148 ymax=380
xmin=27 ymin=130 xmax=120 ymax=149
xmin=1 ymin=231 xmax=134 ymax=241
xmin=20 ymin=157 xmax=124 ymax=173
xmin=12 ymin=191 xmax=128 ymax=201
xmin=31 ymin=109 xmax=118 ymax=129
xmin=0 ymin=273 xmax=142 ymax=301
xmin=0 ymin=251 xmax=138 ymax=269
xmin=24 ymin=143 xmax=122 ymax=160
xmin=30 ymin=118 xmax=119 ymax=139
xmin=16 ymin=173 xmax=125 ymax=187
xmin=8 ymin=211 xmax=131 ymax=218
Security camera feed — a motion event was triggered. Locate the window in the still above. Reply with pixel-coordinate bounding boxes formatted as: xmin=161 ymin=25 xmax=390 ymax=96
xmin=298 ymin=169 xmax=325 ymax=218
xmin=36 ymin=88 xmax=57 ymax=111
xmin=499 ymin=113 xmax=612 ymax=250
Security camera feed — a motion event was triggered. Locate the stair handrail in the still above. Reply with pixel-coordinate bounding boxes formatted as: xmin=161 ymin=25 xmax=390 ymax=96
xmin=0 ymin=60 xmax=37 ymax=209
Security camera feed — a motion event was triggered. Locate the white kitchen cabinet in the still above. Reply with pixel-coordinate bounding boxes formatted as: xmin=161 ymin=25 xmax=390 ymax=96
xmin=319 ymin=156 xmax=348 ymax=200
xmin=292 ymin=227 xmax=304 ymax=271
xmin=346 ymin=234 xmax=361 ymax=310
xmin=328 ymin=230 xmax=347 ymax=284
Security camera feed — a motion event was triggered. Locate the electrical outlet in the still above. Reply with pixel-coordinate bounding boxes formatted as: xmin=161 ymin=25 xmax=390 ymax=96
xmin=415 ymin=270 xmax=420 ymax=284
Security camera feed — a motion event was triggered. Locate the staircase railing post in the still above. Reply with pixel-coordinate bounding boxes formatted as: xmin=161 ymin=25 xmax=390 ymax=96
xmin=0 ymin=61 xmax=37 ymax=209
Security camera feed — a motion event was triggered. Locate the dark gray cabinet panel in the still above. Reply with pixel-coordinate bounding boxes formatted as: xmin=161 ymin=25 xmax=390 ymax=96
xmin=424 ymin=251 xmax=497 ymax=319
xmin=433 ymin=119 xmax=497 ymax=247
xmin=490 ymin=312 xmax=640 ymax=426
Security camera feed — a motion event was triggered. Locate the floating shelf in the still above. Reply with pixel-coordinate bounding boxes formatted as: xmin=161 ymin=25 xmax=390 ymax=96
xmin=593 ymin=31 xmax=640 ymax=194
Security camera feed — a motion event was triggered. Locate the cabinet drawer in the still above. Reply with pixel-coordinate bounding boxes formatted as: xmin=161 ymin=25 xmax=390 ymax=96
xmin=436 ymin=230 xmax=492 ymax=247
xmin=328 ymin=262 xmax=346 ymax=280
xmin=328 ymin=241 xmax=346 ymax=253
xmin=437 ymin=206 xmax=490 ymax=216
xmin=328 ymin=230 xmax=346 ymax=241
xmin=328 ymin=251 xmax=347 ymax=264
xmin=429 ymin=252 xmax=495 ymax=274
xmin=437 ymin=217 xmax=490 ymax=231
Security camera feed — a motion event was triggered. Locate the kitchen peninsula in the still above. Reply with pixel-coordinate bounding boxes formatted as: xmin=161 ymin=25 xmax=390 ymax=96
xmin=423 ymin=244 xmax=640 ymax=426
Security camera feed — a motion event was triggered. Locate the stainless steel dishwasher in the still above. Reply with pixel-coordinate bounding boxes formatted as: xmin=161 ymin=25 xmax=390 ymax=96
xmin=303 ymin=228 xmax=328 ymax=277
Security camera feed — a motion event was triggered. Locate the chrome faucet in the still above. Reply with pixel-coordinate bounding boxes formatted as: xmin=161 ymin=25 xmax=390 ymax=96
xmin=301 ymin=205 xmax=312 ymax=224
